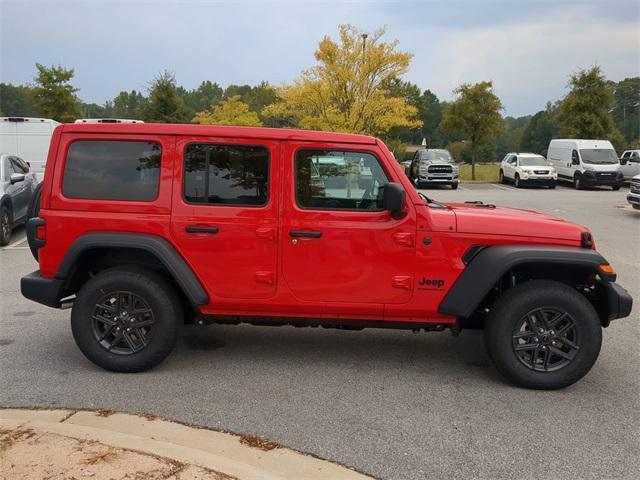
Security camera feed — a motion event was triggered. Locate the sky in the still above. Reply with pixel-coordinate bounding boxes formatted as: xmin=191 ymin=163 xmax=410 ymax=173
xmin=0 ymin=0 xmax=639 ymax=117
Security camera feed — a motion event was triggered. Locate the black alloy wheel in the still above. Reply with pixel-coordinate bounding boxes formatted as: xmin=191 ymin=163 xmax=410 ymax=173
xmin=512 ymin=307 xmax=579 ymax=372
xmin=92 ymin=291 xmax=155 ymax=355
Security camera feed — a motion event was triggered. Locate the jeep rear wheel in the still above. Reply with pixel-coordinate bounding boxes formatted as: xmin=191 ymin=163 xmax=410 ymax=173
xmin=71 ymin=268 xmax=182 ymax=372
xmin=484 ymin=280 xmax=602 ymax=390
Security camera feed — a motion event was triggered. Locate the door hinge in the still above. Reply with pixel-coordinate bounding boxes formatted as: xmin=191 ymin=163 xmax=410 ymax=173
xmin=391 ymin=275 xmax=412 ymax=290
xmin=255 ymin=271 xmax=275 ymax=285
xmin=393 ymin=232 xmax=415 ymax=247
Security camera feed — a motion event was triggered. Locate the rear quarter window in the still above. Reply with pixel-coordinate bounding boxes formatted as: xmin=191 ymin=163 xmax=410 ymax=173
xmin=62 ymin=140 xmax=161 ymax=201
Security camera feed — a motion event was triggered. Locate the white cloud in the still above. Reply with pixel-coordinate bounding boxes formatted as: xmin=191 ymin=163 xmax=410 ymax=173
xmin=406 ymin=5 xmax=640 ymax=115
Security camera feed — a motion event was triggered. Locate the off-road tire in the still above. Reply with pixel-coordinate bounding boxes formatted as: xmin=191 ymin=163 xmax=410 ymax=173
xmin=484 ymin=280 xmax=602 ymax=390
xmin=0 ymin=205 xmax=12 ymax=246
xmin=27 ymin=181 xmax=43 ymax=220
xmin=71 ymin=268 xmax=183 ymax=372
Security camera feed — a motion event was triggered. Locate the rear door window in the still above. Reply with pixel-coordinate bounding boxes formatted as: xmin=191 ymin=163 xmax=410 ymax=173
xmin=183 ymin=143 xmax=269 ymax=206
xmin=63 ymin=140 xmax=161 ymax=201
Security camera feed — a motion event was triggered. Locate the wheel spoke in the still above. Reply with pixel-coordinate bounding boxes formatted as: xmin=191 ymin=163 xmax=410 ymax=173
xmin=548 ymin=312 xmax=567 ymax=328
xmin=130 ymin=318 xmax=154 ymax=329
xmin=92 ymin=314 xmax=117 ymax=327
xmin=549 ymin=346 xmax=572 ymax=360
xmin=558 ymin=337 xmax=579 ymax=350
xmin=555 ymin=322 xmax=574 ymax=338
xmin=515 ymin=343 xmax=537 ymax=351
xmin=530 ymin=345 xmax=540 ymax=366
xmin=123 ymin=332 xmax=138 ymax=352
xmin=514 ymin=330 xmax=536 ymax=340
xmin=106 ymin=330 xmax=124 ymax=350
xmin=96 ymin=302 xmax=117 ymax=314
xmin=542 ymin=347 xmax=551 ymax=370
xmin=98 ymin=324 xmax=116 ymax=341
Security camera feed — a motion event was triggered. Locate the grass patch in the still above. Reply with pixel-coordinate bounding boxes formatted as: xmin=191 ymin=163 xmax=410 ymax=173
xmin=459 ymin=163 xmax=500 ymax=182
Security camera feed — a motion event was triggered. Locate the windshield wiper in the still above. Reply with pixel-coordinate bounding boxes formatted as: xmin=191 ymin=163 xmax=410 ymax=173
xmin=419 ymin=192 xmax=447 ymax=209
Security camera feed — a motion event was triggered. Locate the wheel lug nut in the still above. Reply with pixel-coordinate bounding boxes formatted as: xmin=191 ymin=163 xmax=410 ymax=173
xmin=538 ymin=328 xmax=544 ymax=333
xmin=533 ymin=337 xmax=538 ymax=343
xmin=541 ymin=346 xmax=546 ymax=350
xmin=549 ymin=330 xmax=555 ymax=336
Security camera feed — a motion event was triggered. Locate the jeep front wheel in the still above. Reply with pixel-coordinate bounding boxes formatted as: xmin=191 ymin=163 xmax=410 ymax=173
xmin=484 ymin=280 xmax=602 ymax=390
xmin=71 ymin=268 xmax=182 ymax=372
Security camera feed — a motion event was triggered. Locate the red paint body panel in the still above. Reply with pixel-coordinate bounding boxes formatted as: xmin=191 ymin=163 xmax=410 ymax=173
xmin=35 ymin=124 xmax=591 ymax=325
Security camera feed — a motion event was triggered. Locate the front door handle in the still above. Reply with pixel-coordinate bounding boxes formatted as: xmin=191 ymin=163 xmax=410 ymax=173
xmin=289 ymin=230 xmax=322 ymax=238
xmin=186 ymin=225 xmax=219 ymax=234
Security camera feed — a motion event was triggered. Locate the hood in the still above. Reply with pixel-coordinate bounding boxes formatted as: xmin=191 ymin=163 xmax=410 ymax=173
xmin=447 ymin=202 xmax=586 ymax=242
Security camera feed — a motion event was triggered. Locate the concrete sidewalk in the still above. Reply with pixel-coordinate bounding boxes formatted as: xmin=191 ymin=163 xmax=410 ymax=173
xmin=0 ymin=408 xmax=374 ymax=480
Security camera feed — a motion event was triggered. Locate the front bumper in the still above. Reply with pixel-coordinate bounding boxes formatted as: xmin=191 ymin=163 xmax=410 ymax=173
xmin=582 ymin=171 xmax=623 ymax=186
xmin=21 ymin=270 xmax=65 ymax=308
xmin=627 ymin=194 xmax=640 ymax=207
xmin=520 ymin=176 xmax=556 ymax=186
xmin=595 ymin=280 xmax=633 ymax=325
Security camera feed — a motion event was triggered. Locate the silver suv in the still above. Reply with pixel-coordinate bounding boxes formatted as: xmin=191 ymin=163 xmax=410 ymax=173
xmin=1 ymin=153 xmax=38 ymax=245
xmin=409 ymin=149 xmax=459 ymax=189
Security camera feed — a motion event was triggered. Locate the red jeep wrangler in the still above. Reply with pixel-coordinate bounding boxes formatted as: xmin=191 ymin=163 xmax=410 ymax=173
xmin=22 ymin=123 xmax=632 ymax=389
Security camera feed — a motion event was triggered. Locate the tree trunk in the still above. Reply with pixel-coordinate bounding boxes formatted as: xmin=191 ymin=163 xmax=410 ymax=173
xmin=471 ymin=148 xmax=476 ymax=181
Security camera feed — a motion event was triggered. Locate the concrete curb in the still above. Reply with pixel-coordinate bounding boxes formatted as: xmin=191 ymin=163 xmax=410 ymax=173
xmin=0 ymin=408 xmax=374 ymax=480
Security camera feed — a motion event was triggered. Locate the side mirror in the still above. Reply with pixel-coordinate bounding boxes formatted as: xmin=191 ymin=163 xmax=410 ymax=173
xmin=10 ymin=173 xmax=25 ymax=184
xmin=378 ymin=182 xmax=406 ymax=219
xmin=572 ymin=158 xmax=580 ymax=166
xmin=620 ymin=158 xmax=627 ymax=165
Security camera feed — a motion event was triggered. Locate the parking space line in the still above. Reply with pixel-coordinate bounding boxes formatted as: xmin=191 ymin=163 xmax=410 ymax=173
xmin=493 ymin=184 xmax=513 ymax=191
xmin=2 ymin=236 xmax=27 ymax=250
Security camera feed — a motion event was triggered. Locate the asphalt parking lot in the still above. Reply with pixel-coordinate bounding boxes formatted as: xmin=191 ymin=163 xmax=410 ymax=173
xmin=1 ymin=183 xmax=638 ymax=480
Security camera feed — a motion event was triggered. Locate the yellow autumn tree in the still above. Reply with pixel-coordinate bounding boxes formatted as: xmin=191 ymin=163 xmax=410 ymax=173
xmin=193 ymin=95 xmax=262 ymax=126
xmin=263 ymin=25 xmax=421 ymax=136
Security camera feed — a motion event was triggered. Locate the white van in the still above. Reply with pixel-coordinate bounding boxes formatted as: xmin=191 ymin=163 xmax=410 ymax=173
xmin=546 ymin=139 xmax=623 ymax=190
xmin=0 ymin=117 xmax=60 ymax=180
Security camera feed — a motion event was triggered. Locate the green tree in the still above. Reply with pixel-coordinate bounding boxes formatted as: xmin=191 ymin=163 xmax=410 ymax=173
xmin=32 ymin=63 xmax=79 ymax=122
xmin=418 ymin=89 xmax=444 ymax=147
xmin=192 ymin=95 xmax=262 ymax=126
xmin=555 ymin=66 xmax=624 ymax=149
xmin=440 ymin=81 xmax=504 ymax=179
xmin=0 ymin=83 xmax=38 ymax=116
xmin=143 ymin=71 xmax=190 ymax=123
xmin=612 ymin=77 xmax=640 ymax=145
xmin=496 ymin=115 xmax=530 ymax=158
xmin=180 ymin=81 xmax=224 ymax=116
xmin=112 ymin=90 xmax=147 ymax=119
xmin=520 ymin=106 xmax=558 ymax=155
xmin=385 ymin=78 xmax=422 ymax=143
xmin=263 ymin=25 xmax=421 ymax=136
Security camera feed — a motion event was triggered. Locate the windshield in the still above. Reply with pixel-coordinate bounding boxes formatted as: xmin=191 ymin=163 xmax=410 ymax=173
xmin=519 ymin=156 xmax=548 ymax=167
xmin=579 ymin=149 xmax=619 ymax=165
xmin=421 ymin=150 xmax=452 ymax=162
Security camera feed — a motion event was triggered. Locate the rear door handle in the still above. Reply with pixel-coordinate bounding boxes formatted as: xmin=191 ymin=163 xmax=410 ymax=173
xmin=289 ymin=230 xmax=322 ymax=238
xmin=186 ymin=225 xmax=219 ymax=234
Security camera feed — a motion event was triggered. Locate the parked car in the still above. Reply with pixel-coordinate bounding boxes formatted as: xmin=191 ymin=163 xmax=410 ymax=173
xmin=547 ymin=139 xmax=624 ymax=190
xmin=1 ymin=153 xmax=38 ymax=245
xmin=627 ymin=175 xmax=640 ymax=210
xmin=0 ymin=117 xmax=60 ymax=180
xmin=499 ymin=153 xmax=557 ymax=188
xmin=409 ymin=148 xmax=459 ymax=189
xmin=619 ymin=150 xmax=640 ymax=180
xmin=400 ymin=159 xmax=412 ymax=176
xmin=21 ymin=123 xmax=632 ymax=389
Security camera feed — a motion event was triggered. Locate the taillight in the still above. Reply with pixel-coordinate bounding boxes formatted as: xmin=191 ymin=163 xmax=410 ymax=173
xmin=36 ymin=225 xmax=46 ymax=242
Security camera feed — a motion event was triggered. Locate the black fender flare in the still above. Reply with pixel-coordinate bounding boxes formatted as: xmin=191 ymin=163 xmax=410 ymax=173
xmin=57 ymin=232 xmax=209 ymax=306
xmin=438 ymin=245 xmax=614 ymax=319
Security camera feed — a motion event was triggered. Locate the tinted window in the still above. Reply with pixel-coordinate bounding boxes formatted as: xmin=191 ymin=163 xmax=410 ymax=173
xmin=63 ymin=141 xmax=161 ymax=201
xmin=295 ymin=150 xmax=389 ymax=210
xmin=184 ymin=144 xmax=269 ymax=206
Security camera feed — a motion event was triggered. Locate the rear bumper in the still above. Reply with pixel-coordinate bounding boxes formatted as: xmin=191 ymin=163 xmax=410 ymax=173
xmin=20 ymin=270 xmax=65 ymax=308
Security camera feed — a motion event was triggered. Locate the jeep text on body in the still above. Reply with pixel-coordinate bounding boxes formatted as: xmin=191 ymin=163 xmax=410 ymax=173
xmin=22 ymin=123 xmax=633 ymax=389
